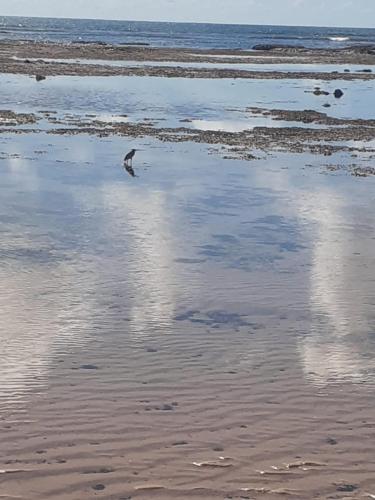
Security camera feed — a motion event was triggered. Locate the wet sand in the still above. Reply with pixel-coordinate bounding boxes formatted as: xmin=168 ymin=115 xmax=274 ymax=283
xmin=1 ymin=41 xmax=375 ymax=79
xmin=2 ymin=40 xmax=375 ymax=64
xmin=2 ymin=325 xmax=375 ymax=500
xmin=0 ymin=42 xmax=375 ymax=500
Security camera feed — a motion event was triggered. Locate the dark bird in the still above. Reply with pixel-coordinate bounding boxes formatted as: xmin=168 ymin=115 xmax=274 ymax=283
xmin=124 ymin=149 xmax=137 ymax=166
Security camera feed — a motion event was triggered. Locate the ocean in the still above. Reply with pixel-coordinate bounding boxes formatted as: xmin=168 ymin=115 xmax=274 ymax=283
xmin=0 ymin=16 xmax=375 ymax=50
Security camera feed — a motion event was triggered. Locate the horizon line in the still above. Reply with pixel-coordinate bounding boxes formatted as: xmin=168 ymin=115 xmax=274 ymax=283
xmin=0 ymin=13 xmax=373 ymax=31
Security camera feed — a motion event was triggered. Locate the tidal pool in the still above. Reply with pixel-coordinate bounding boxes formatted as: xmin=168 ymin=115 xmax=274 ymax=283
xmin=0 ymin=132 xmax=374 ymax=410
xmin=0 ymin=74 xmax=374 ymax=128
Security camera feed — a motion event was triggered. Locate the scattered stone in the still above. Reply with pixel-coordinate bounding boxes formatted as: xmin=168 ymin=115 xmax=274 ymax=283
xmin=213 ymin=446 xmax=224 ymax=452
xmin=35 ymin=74 xmax=46 ymax=82
xmin=0 ymin=109 xmax=38 ymax=125
xmin=161 ymin=404 xmax=174 ymax=411
xmin=80 ymin=364 xmax=99 ymax=370
xmin=334 ymin=89 xmax=344 ymax=98
xmin=323 ymin=103 xmax=331 ymax=108
xmin=326 ymin=437 xmax=338 ymax=445
xmin=172 ymin=441 xmax=188 ymax=446
xmin=83 ymin=467 xmax=114 ymax=474
xmin=313 ymin=89 xmax=330 ymax=96
xmin=352 ymin=167 xmax=375 ymax=177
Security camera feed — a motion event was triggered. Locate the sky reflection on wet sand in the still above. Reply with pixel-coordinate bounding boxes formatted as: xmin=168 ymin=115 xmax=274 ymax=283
xmin=0 ymin=133 xmax=374 ymax=410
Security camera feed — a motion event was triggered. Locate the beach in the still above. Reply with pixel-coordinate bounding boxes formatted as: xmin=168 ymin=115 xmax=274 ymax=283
xmin=0 ymin=29 xmax=375 ymax=500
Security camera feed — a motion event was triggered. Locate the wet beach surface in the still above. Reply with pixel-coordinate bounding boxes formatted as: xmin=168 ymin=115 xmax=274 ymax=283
xmin=1 ymin=42 xmax=375 ymax=80
xmin=0 ymin=42 xmax=375 ymax=500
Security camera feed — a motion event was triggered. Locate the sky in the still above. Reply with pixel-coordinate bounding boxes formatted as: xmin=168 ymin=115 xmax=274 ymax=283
xmin=0 ymin=0 xmax=373 ymax=28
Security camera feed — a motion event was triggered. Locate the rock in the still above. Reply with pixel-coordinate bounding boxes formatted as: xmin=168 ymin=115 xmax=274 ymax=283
xmin=252 ymin=44 xmax=279 ymax=51
xmin=35 ymin=74 xmax=46 ymax=82
xmin=336 ymin=484 xmax=358 ymax=492
xmin=92 ymin=484 xmax=106 ymax=491
xmin=344 ymin=69 xmax=351 ymax=72
xmin=352 ymin=167 xmax=375 ymax=177
xmin=313 ymin=89 xmax=330 ymax=96
xmin=80 ymin=364 xmax=99 ymax=370
xmin=252 ymin=43 xmax=305 ymax=51
xmin=323 ymin=103 xmax=331 ymax=108
xmin=361 ymin=68 xmax=372 ymax=73
xmin=334 ymin=89 xmax=344 ymax=98
xmin=161 ymin=404 xmax=174 ymax=411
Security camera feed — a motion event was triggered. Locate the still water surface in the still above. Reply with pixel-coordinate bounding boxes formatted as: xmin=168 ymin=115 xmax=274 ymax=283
xmin=0 ymin=132 xmax=374 ymax=411
xmin=1 ymin=74 xmax=375 ymax=129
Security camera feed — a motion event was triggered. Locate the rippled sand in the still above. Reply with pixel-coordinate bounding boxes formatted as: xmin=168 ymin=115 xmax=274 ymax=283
xmin=2 ymin=325 xmax=375 ymax=500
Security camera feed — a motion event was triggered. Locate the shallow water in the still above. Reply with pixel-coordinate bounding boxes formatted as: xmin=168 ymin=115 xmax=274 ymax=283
xmin=0 ymin=132 xmax=374 ymax=410
xmin=1 ymin=71 xmax=375 ymax=499
xmin=0 ymin=74 xmax=374 ymax=130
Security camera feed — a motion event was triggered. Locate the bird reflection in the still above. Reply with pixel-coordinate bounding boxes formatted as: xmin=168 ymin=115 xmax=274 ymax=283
xmin=124 ymin=163 xmax=136 ymax=177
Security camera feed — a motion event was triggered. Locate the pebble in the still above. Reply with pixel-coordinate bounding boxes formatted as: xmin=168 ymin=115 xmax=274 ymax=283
xmin=92 ymin=484 xmax=106 ymax=491
xmin=336 ymin=484 xmax=358 ymax=492
xmin=326 ymin=437 xmax=338 ymax=445
xmin=161 ymin=404 xmax=174 ymax=411
xmin=146 ymin=347 xmax=158 ymax=353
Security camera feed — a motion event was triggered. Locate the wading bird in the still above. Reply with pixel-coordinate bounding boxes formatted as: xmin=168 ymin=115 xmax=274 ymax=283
xmin=124 ymin=149 xmax=137 ymax=166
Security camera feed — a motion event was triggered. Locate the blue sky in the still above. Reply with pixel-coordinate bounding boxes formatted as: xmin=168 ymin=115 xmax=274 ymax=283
xmin=0 ymin=0 xmax=373 ymax=28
